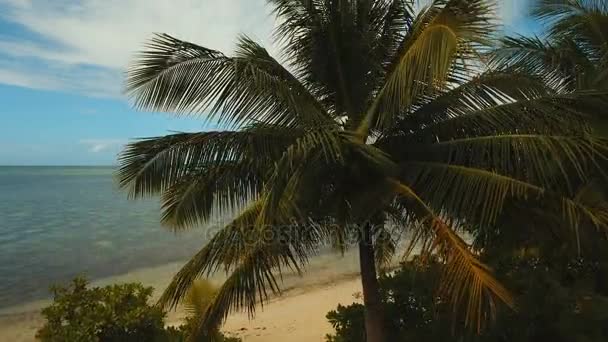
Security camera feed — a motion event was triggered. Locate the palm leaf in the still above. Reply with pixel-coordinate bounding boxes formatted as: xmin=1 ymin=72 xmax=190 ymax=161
xmin=534 ymin=0 xmax=608 ymax=50
xmin=491 ymin=35 xmax=594 ymax=90
xmin=390 ymin=179 xmax=513 ymax=332
xmin=174 ymin=218 xmax=325 ymax=340
xmin=158 ymin=162 xmax=261 ymax=229
xmin=158 ymin=200 xmax=326 ymax=308
xmin=117 ymin=127 xmax=295 ymax=197
xmin=416 ymin=134 xmax=608 ymax=190
xmin=358 ymin=0 xmax=497 ymax=134
xmin=401 ymin=161 xmax=542 ymax=226
xmin=494 ymin=1 xmax=608 ymax=90
xmin=399 ymin=161 xmax=608 ymax=234
xmin=389 ymin=69 xmax=552 ymax=135
xmin=183 ymin=279 xmax=218 ymax=319
xmin=126 ymin=34 xmax=333 ymax=129
xmin=253 ymin=129 xmax=350 ymax=226
xmin=374 ymin=224 xmax=399 ymax=269
xmin=408 ymin=90 xmax=605 ymax=140
xmin=159 ymin=203 xmax=263 ymax=310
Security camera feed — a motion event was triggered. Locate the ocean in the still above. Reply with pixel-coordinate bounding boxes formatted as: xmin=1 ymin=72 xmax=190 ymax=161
xmin=0 ymin=166 xmax=210 ymax=309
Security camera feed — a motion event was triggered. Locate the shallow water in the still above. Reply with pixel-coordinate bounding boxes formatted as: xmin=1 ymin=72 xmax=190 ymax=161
xmin=0 ymin=166 xmax=211 ymax=308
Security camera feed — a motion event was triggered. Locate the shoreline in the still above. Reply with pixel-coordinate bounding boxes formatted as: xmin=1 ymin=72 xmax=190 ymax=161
xmin=0 ymin=250 xmax=363 ymax=341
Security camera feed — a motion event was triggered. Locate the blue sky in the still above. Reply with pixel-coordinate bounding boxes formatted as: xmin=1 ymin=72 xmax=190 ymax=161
xmin=0 ymin=0 xmax=536 ymax=165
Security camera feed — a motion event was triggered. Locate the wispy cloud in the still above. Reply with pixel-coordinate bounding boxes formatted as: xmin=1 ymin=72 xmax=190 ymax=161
xmin=499 ymin=0 xmax=533 ymax=29
xmin=0 ymin=0 xmax=531 ymax=97
xmin=0 ymin=67 xmax=61 ymax=90
xmin=80 ymin=139 xmax=127 ymax=153
xmin=0 ymin=0 xmax=273 ymax=97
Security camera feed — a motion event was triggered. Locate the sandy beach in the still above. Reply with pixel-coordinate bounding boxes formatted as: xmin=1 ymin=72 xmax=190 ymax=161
xmin=221 ymin=277 xmax=361 ymax=341
xmin=0 ymin=251 xmax=364 ymax=341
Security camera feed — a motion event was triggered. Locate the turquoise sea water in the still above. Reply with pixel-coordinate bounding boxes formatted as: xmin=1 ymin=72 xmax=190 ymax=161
xmin=0 ymin=166 xmax=209 ymax=309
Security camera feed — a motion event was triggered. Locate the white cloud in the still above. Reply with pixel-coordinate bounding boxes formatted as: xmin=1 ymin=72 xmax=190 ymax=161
xmin=0 ymin=59 xmax=122 ymax=97
xmin=0 ymin=0 xmax=273 ymax=96
xmin=2 ymin=0 xmax=273 ymax=68
xmin=0 ymin=67 xmax=61 ymax=90
xmin=80 ymin=139 xmax=127 ymax=153
xmin=499 ymin=0 xmax=532 ymax=29
xmin=0 ymin=0 xmax=531 ymax=97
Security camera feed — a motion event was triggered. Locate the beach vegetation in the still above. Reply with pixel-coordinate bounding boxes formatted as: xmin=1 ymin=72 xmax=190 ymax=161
xmin=36 ymin=278 xmax=166 ymax=342
xmin=117 ymin=0 xmax=608 ymax=341
xmin=35 ymin=278 xmax=240 ymax=342
xmin=326 ymin=253 xmax=608 ymax=342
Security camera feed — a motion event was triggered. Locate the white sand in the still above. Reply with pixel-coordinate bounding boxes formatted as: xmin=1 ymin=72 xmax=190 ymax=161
xmin=222 ymin=278 xmax=361 ymax=341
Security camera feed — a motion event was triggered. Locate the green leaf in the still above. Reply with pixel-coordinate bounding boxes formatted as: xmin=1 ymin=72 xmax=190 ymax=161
xmin=127 ymin=34 xmax=333 ymax=129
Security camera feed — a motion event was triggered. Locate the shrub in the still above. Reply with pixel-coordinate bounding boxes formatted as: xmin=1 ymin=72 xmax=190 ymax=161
xmin=326 ymin=304 xmax=366 ymax=342
xmin=326 ymin=259 xmax=453 ymax=342
xmin=36 ymin=277 xmax=241 ymax=342
xmin=36 ymin=277 xmax=167 ymax=342
xmin=326 ymin=256 xmax=608 ymax=342
xmin=484 ymin=255 xmax=608 ymax=342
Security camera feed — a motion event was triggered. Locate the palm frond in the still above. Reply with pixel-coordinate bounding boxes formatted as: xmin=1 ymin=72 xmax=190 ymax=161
xmin=126 ymin=34 xmax=333 ymax=129
xmin=534 ymin=0 xmax=608 ymax=51
xmin=270 ymin=0 xmax=323 ymax=61
xmin=494 ymin=1 xmax=608 ymax=91
xmin=179 ymin=221 xmax=325 ymax=340
xmin=373 ymin=0 xmax=416 ymax=70
xmin=400 ymin=161 xmax=542 ymax=226
xmin=374 ymin=225 xmax=399 ymax=269
xmin=117 ymin=127 xmax=294 ymax=197
xmin=158 ymin=162 xmax=261 ymax=230
xmin=271 ymin=0 xmax=414 ymax=118
xmin=189 ymin=243 xmax=298 ymax=340
xmin=390 ymin=179 xmax=513 ymax=332
xmin=415 ymin=134 xmax=608 ymax=190
xmin=159 ymin=202 xmax=263 ymax=310
xmin=534 ymin=0 xmax=608 ymax=19
xmin=183 ymin=280 xmax=218 ymax=319
xmin=399 ymin=161 xmax=608 ymax=234
xmin=253 ymin=129 xmax=351 ymax=226
xmin=491 ymin=35 xmax=594 ymax=90
xmin=407 ymin=90 xmax=605 ymax=140
xmin=390 ymin=69 xmax=552 ymax=134
xmin=359 ymin=0 xmax=497 ymax=134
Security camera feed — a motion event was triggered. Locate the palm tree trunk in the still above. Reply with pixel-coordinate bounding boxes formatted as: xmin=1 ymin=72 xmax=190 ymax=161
xmin=358 ymin=223 xmax=386 ymax=342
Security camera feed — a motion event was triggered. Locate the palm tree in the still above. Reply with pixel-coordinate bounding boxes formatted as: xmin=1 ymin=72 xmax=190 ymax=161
xmin=118 ymin=1 xmax=608 ymax=341
xmin=493 ymin=0 xmax=608 ymax=135
xmin=490 ymin=0 xmax=608 ymax=251
xmin=493 ymin=0 xmax=608 ymax=92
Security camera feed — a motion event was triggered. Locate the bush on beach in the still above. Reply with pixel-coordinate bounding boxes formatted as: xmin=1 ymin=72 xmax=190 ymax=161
xmin=36 ymin=277 xmax=240 ymax=342
xmin=326 ymin=255 xmax=608 ymax=342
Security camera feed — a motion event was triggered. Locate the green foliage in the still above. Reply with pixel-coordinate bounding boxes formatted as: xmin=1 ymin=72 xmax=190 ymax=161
xmin=36 ymin=278 xmax=240 ymax=342
xmin=326 ymin=260 xmax=453 ymax=342
xmin=326 ymin=304 xmax=366 ymax=342
xmin=118 ymin=0 xmax=608 ymax=337
xmin=326 ymin=255 xmax=608 ymax=342
xmin=36 ymin=278 xmax=167 ymax=342
xmin=493 ymin=0 xmax=608 ymax=92
xmin=485 ymin=256 xmax=608 ymax=342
